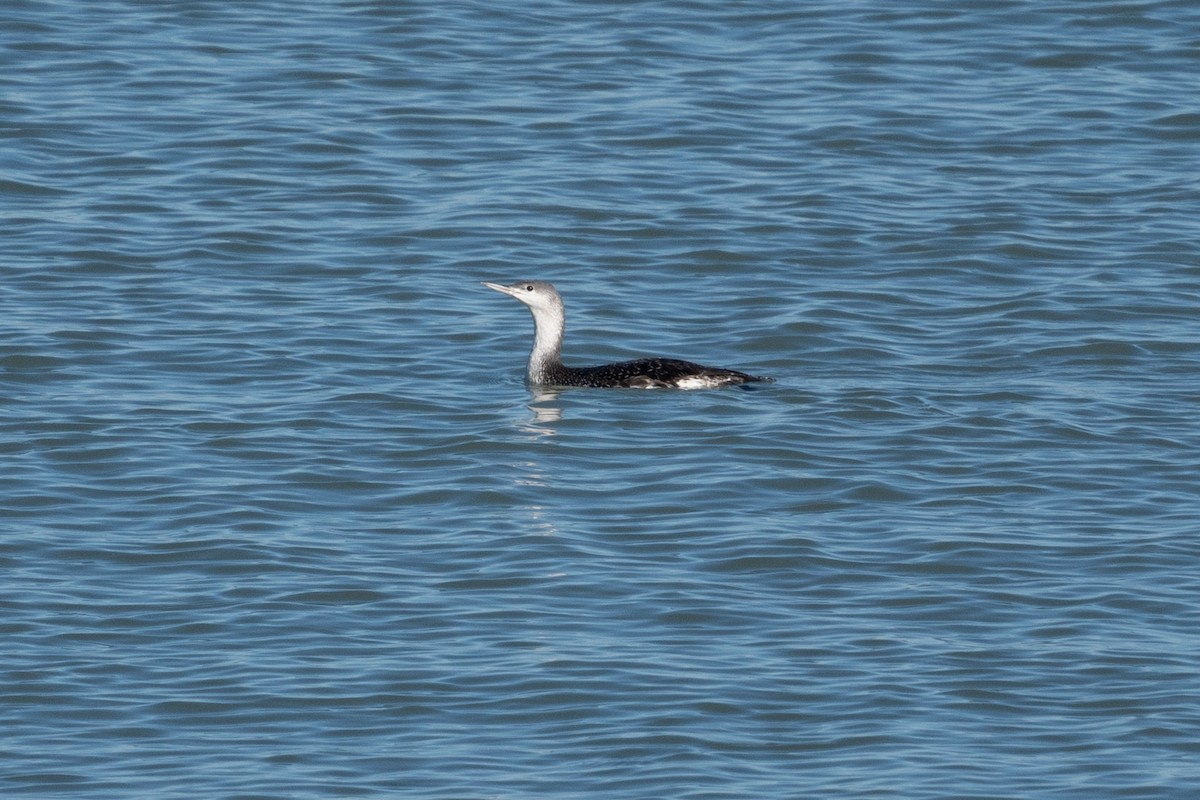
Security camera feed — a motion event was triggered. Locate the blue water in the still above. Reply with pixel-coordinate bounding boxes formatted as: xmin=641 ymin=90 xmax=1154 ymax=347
xmin=3 ymin=1 xmax=1199 ymax=798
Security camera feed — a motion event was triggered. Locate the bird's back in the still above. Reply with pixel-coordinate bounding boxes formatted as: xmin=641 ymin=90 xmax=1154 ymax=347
xmin=554 ymin=358 xmax=768 ymax=389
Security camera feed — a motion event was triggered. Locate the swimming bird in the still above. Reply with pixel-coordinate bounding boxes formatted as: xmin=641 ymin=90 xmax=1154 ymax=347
xmin=483 ymin=280 xmax=771 ymax=389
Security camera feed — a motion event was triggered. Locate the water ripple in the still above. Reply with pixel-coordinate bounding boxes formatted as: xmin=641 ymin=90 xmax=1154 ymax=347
xmin=4 ymin=1 xmax=1200 ymax=798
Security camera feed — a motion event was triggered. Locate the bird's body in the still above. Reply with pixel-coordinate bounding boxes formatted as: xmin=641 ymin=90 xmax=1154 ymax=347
xmin=483 ymin=280 xmax=770 ymax=389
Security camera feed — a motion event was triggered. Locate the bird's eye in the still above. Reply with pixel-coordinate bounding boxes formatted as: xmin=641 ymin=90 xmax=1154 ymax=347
xmin=525 ymin=285 xmax=534 ymax=291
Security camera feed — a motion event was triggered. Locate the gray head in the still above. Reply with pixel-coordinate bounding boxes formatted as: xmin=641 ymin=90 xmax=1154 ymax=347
xmin=482 ymin=280 xmax=565 ymax=317
xmin=483 ymin=280 xmax=568 ymax=373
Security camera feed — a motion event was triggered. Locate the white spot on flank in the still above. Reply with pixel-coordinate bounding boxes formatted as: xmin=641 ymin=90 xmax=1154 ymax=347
xmin=675 ymin=375 xmax=728 ymax=390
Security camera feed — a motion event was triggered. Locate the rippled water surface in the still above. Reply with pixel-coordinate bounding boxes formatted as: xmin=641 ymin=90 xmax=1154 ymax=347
xmin=4 ymin=1 xmax=1199 ymax=798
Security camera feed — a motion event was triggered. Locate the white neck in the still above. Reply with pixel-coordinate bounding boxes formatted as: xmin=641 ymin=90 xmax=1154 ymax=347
xmin=526 ymin=303 xmax=565 ymax=381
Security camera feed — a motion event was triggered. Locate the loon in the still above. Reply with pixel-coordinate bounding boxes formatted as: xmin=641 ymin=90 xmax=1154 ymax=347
xmin=483 ymin=280 xmax=771 ymax=389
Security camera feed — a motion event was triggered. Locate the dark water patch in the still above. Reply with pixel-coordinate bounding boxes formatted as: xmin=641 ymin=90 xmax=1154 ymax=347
xmin=0 ymin=177 xmax=68 ymax=196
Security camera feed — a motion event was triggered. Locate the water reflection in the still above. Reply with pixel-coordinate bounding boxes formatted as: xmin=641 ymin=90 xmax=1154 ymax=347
xmin=527 ymin=387 xmax=564 ymax=426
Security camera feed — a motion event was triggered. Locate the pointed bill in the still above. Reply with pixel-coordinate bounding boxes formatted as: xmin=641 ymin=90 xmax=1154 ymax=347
xmin=482 ymin=281 xmax=521 ymax=298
